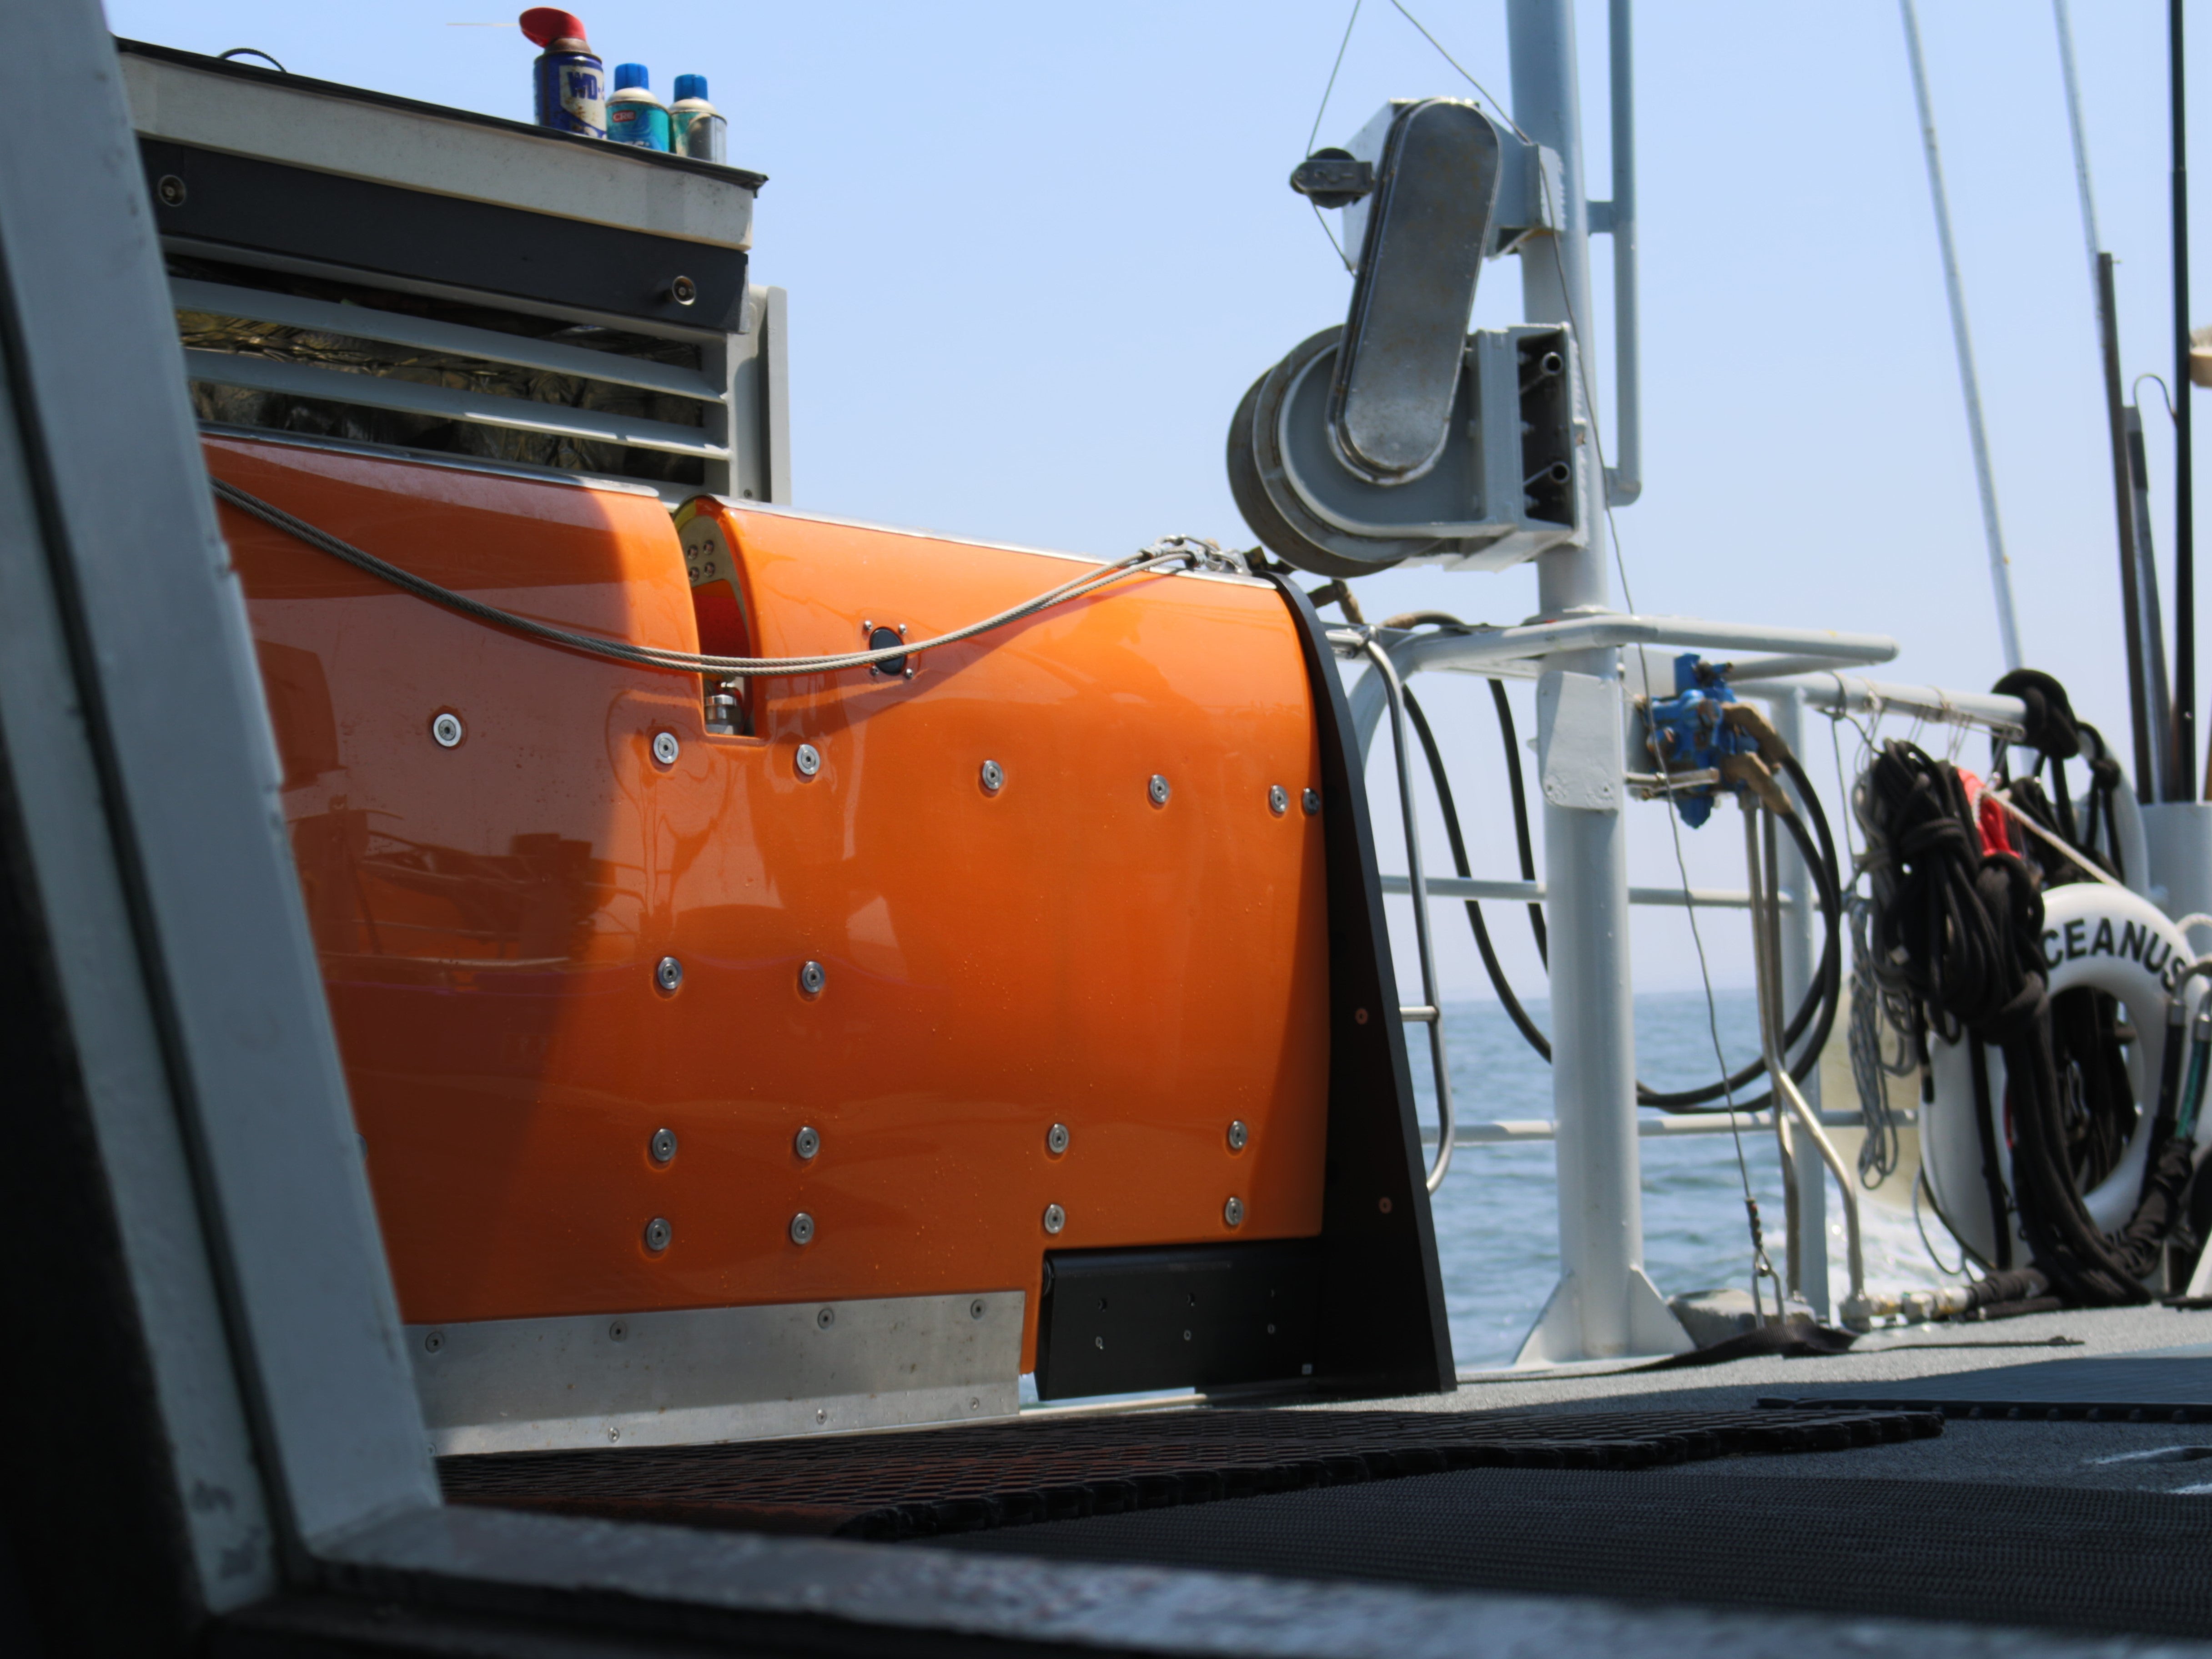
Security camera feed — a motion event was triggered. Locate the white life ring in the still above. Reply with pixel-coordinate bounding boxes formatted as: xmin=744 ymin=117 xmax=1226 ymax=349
xmin=1922 ymin=882 xmax=2202 ymax=1267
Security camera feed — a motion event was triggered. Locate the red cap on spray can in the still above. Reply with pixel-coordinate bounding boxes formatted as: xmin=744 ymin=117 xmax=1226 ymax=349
xmin=520 ymin=9 xmax=591 ymax=49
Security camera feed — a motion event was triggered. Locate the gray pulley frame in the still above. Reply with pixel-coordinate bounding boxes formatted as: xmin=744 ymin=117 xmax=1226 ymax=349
xmin=1228 ymin=97 xmax=1586 ymax=578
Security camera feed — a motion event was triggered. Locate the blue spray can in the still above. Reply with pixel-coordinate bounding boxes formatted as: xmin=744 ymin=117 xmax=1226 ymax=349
xmin=608 ymin=64 xmax=673 ymax=152
xmin=670 ymin=74 xmax=728 ymax=163
xmin=520 ymin=9 xmax=605 ymax=138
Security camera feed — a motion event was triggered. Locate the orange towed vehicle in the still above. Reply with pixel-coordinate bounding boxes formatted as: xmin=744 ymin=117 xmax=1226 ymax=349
xmin=213 ymin=429 xmax=1448 ymax=1450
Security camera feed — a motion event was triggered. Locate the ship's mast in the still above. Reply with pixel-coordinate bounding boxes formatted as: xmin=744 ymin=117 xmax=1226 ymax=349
xmin=1508 ymin=0 xmax=1682 ymax=1363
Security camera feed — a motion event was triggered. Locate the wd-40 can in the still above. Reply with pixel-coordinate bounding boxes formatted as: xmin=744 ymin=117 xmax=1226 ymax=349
xmin=520 ymin=9 xmax=605 ymax=139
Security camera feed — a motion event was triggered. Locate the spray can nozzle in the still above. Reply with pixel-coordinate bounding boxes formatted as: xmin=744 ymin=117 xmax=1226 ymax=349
xmin=520 ymin=9 xmax=591 ymax=48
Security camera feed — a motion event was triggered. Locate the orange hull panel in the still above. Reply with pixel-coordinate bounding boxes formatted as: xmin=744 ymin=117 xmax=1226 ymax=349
xmin=213 ymin=436 xmax=1330 ymax=1368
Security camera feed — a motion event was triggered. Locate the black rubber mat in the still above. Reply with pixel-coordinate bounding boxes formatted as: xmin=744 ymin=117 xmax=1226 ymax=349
xmin=940 ymin=1469 xmax=2212 ymax=1639
xmin=1766 ymin=1344 xmax=2212 ymax=1421
xmin=437 ymin=1406 xmax=1936 ymax=1541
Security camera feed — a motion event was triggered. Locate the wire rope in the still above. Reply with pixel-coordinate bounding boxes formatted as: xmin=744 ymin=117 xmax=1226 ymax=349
xmin=210 ymin=478 xmax=1207 ymax=679
xmin=1305 ymin=0 xmax=1365 ymax=272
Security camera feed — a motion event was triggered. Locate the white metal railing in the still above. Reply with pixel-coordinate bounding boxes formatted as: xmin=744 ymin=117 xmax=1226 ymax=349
xmin=1424 ymin=1108 xmax=1905 ymax=1145
xmin=1380 ymin=872 xmax=1794 ymax=910
xmin=1346 ymin=616 xmax=1903 ymax=1214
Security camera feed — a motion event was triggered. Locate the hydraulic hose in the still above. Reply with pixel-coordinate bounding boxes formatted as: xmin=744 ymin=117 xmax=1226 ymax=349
xmin=1398 ymin=684 xmax=1844 ymax=1116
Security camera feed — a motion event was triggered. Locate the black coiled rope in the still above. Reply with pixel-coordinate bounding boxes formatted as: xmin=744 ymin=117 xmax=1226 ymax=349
xmin=1859 ymin=739 xmax=2194 ymax=1307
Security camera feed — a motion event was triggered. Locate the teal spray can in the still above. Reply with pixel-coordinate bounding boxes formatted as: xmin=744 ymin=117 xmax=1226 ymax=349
xmin=608 ymin=64 xmax=672 ymax=151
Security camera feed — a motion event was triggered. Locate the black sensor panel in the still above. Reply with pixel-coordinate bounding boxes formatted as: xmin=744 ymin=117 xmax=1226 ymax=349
xmin=1036 ymin=1240 xmax=1322 ymax=1401
xmin=141 ymin=138 xmax=749 ymax=332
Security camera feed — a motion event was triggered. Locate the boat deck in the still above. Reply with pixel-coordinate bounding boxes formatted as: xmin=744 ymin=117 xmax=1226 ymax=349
xmin=430 ymin=1305 xmax=2212 ymax=1649
xmin=935 ymin=1304 xmax=2212 ymax=1644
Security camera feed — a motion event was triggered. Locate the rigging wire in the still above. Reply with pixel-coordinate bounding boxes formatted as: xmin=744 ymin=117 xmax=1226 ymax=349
xmin=1306 ymin=0 xmax=1364 ymax=273
xmin=1385 ymin=0 xmax=1525 ymax=140
xmin=1375 ymin=2 xmax=1775 ymax=1296
xmin=1307 ymin=0 xmax=1364 ymax=155
xmin=1383 ymin=0 xmax=1639 ymax=613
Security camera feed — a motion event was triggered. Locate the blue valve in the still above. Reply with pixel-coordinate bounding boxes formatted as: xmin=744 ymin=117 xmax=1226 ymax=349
xmin=1644 ymin=654 xmax=1757 ymax=828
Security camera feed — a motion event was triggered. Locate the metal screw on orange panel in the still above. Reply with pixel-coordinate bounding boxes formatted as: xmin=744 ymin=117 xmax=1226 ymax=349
xmin=1046 ymin=1123 xmax=1070 ymax=1156
xmin=1303 ymin=788 xmax=1321 ymax=815
xmin=1269 ymin=785 xmax=1289 ymax=816
xmin=643 ymin=1217 xmax=672 ymax=1252
xmin=1224 ymin=1196 xmax=1245 ymax=1228
xmin=608 ymin=1321 xmax=628 ymax=1342
xmin=969 ymin=1298 xmax=987 ymax=1320
xmin=799 ymin=960 xmax=826 ymax=996
xmin=1227 ymin=1120 xmax=1248 ymax=1151
xmin=1148 ymin=774 xmax=1171 ymax=806
xmin=1043 ymin=1203 xmax=1066 ymax=1235
xmin=790 ymin=1212 xmax=816 ymax=1245
xmin=655 ymin=956 xmax=683 ymax=994
xmin=652 ymin=730 xmax=680 ymax=767
xmin=795 ymin=743 xmax=821 ymax=778
xmin=794 ymin=1125 xmax=820 ymax=1159
xmin=816 ymin=1306 xmax=835 ymax=1330
xmin=649 ymin=1127 xmax=678 ymax=1164
xmin=981 ymin=759 xmax=1005 ymax=794
xmin=431 ymin=712 xmax=463 ymax=748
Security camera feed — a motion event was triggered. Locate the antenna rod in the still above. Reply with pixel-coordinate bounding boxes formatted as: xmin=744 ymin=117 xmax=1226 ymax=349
xmin=2101 ymin=255 xmax=2159 ymax=800
xmin=2067 ymin=2 xmax=2164 ymax=797
xmin=1603 ymin=0 xmax=1642 ymax=505
xmin=2175 ymin=0 xmax=2198 ymax=800
xmin=1900 ymin=0 xmax=2025 ymax=673
xmin=2056 ymin=0 xmax=2101 ymax=292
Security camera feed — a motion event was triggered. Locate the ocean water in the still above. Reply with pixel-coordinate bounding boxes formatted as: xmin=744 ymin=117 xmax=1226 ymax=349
xmin=1423 ymin=991 xmax=1946 ymax=1369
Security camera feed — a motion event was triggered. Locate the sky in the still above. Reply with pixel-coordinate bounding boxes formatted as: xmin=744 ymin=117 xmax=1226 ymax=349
xmin=104 ymin=0 xmax=2203 ymax=1000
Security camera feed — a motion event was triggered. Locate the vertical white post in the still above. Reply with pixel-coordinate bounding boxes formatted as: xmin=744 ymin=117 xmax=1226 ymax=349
xmin=1769 ymin=689 xmax=1830 ymax=1318
xmin=1508 ymin=0 xmax=1686 ymax=1364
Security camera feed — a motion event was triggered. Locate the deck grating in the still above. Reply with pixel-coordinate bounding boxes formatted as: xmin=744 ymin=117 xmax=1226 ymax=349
xmin=437 ymin=1405 xmax=1937 ymax=1541
xmin=1763 ymin=1345 xmax=2212 ymax=1421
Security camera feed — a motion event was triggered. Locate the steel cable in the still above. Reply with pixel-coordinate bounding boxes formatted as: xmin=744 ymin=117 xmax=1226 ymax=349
xmin=210 ymin=478 xmax=1208 ymax=679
